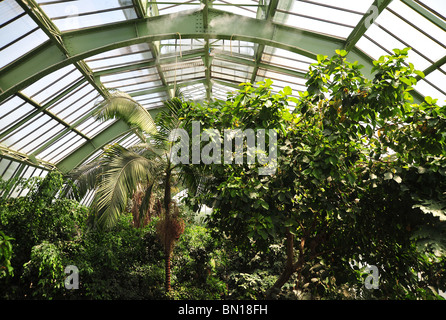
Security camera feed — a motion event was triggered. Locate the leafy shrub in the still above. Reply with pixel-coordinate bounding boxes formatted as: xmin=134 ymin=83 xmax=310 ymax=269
xmin=21 ymin=241 xmax=65 ymax=299
xmin=0 ymin=231 xmax=14 ymax=278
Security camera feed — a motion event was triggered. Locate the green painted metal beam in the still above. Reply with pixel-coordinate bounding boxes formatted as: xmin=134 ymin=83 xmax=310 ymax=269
xmin=1 ymin=3 xmax=437 ymax=175
xmin=0 ymin=145 xmax=56 ymax=173
xmin=400 ymin=0 xmax=446 ymax=32
xmin=420 ymin=54 xmax=446 ymax=79
xmin=56 ymin=119 xmax=132 ymax=173
xmin=132 ymin=0 xmax=149 ymax=18
xmin=203 ymin=0 xmax=212 ymax=101
xmin=0 ymin=8 xmax=348 ymax=103
xmin=250 ymin=0 xmax=280 ymax=83
xmin=344 ymin=0 xmax=393 ymax=52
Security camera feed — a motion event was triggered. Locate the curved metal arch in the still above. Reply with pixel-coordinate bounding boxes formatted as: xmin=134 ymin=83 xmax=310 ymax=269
xmin=2 ymin=5 xmax=411 ymax=174
xmin=0 ymin=7 xmax=374 ymax=103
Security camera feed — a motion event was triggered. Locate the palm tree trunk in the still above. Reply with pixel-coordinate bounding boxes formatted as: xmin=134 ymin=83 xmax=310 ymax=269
xmin=164 ymin=168 xmax=172 ymax=215
xmin=164 ymin=166 xmax=172 ymax=292
xmin=165 ymin=250 xmax=172 ymax=292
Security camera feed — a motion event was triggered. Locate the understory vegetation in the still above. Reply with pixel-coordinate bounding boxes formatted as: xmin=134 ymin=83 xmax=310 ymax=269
xmin=0 ymin=173 xmax=286 ymax=300
xmin=1 ymin=48 xmax=446 ymax=300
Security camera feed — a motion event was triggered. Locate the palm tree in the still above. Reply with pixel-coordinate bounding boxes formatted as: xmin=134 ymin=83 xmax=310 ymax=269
xmin=67 ymin=91 xmax=201 ymax=292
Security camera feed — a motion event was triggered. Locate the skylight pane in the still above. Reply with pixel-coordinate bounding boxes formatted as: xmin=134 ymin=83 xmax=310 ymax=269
xmin=0 ymin=159 xmax=20 ymax=181
xmin=160 ymin=39 xmax=204 ymax=56
xmin=157 ymin=0 xmax=201 ymax=16
xmin=416 ymin=80 xmax=446 ymax=104
xmin=21 ymin=65 xmax=82 ymax=105
xmin=85 ymin=44 xmax=153 ymax=72
xmin=0 ymin=27 xmax=48 ymax=69
xmin=211 ymin=40 xmax=255 ymax=57
xmin=362 ymin=23 xmax=432 ymax=70
xmin=49 ymin=84 xmax=99 ymax=125
xmin=37 ymin=0 xmax=137 ymax=31
xmin=378 ymin=8 xmax=446 ymax=63
xmin=213 ymin=0 xmax=258 ymax=18
xmin=0 ymin=96 xmax=33 ymax=133
xmin=262 ymin=46 xmax=315 ymax=74
xmin=0 ymin=0 xmax=49 ymax=69
xmin=39 ymin=131 xmax=86 ymax=164
xmin=1 ymin=114 xmax=66 ymax=155
xmin=275 ymin=1 xmax=361 ymax=38
xmin=417 ymin=0 xmax=446 ymax=19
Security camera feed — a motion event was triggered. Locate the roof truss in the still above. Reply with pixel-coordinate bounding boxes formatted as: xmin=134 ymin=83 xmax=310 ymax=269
xmin=0 ymin=0 xmax=444 ymax=175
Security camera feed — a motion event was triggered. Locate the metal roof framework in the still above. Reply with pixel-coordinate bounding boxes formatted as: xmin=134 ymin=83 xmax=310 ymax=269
xmin=0 ymin=0 xmax=445 ymax=198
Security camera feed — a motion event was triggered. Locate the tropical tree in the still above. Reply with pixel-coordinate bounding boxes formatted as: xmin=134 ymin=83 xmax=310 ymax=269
xmin=179 ymin=48 xmax=446 ymax=299
xmin=67 ymin=91 xmax=197 ymax=292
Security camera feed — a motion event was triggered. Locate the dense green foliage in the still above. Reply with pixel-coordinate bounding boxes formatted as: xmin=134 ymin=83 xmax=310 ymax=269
xmin=179 ymin=48 xmax=446 ymax=299
xmin=1 ymin=48 xmax=445 ymax=300
xmin=0 ymin=172 xmax=284 ymax=299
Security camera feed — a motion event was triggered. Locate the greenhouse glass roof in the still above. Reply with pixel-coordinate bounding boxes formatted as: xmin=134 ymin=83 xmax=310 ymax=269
xmin=0 ymin=0 xmax=445 ymax=199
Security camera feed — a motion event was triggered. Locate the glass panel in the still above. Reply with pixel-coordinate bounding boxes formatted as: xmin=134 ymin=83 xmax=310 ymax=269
xmin=160 ymin=39 xmax=205 ymax=56
xmin=77 ymin=118 xmax=115 ymax=139
xmin=0 ymin=1 xmax=49 ymax=69
xmin=2 ymin=114 xmax=66 ymax=155
xmin=86 ymin=44 xmax=153 ymax=72
xmin=0 ymin=0 xmax=23 ymax=23
xmin=21 ymin=65 xmax=82 ymax=105
xmin=415 ymin=70 xmax=446 ymax=104
xmin=119 ymin=133 xmax=141 ymax=148
xmin=211 ymin=81 xmax=237 ymax=101
xmin=181 ymin=83 xmax=207 ymax=101
xmin=274 ymin=0 xmax=366 ymax=38
xmin=212 ymin=58 xmax=253 ymax=83
xmin=361 ymin=24 xmax=432 ymax=70
xmin=102 ymin=68 xmax=163 ymax=93
xmin=14 ymin=166 xmax=38 ymax=197
xmin=378 ymin=7 xmax=446 ymax=63
xmin=39 ymin=131 xmax=87 ymax=164
xmin=0 ymin=96 xmax=33 ymax=133
xmin=417 ymin=0 xmax=446 ymax=19
xmin=49 ymin=84 xmax=100 ymax=125
xmin=211 ymin=39 xmax=255 ymax=57
xmin=156 ymin=0 xmax=201 ymax=16
xmin=262 ymin=46 xmax=315 ymax=74
xmin=303 ymin=0 xmax=375 ymax=13
xmin=133 ymin=91 xmax=169 ymax=109
xmin=162 ymin=59 xmax=206 ymax=83
xmin=37 ymin=0 xmax=137 ymax=31
xmin=256 ymin=69 xmax=307 ymax=95
xmin=211 ymin=0 xmax=259 ymax=18
xmin=0 ymin=159 xmax=18 ymax=180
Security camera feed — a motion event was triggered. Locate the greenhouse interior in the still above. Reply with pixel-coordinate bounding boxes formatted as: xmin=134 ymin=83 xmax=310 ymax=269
xmin=1 ymin=0 xmax=446 ymax=302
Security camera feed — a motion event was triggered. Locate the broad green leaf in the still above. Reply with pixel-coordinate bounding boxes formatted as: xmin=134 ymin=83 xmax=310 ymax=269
xmin=414 ymin=70 xmax=425 ymax=78
xmin=317 ymin=54 xmax=327 ymax=63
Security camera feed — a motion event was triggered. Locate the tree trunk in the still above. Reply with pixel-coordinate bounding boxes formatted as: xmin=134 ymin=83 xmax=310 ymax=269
xmin=165 ymin=250 xmax=172 ymax=292
xmin=163 ymin=166 xmax=172 ymax=293
xmin=164 ymin=168 xmax=172 ymax=215
xmin=265 ymin=229 xmax=303 ymax=299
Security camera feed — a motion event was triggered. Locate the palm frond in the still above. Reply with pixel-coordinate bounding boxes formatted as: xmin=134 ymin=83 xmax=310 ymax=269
xmin=62 ymin=158 xmax=106 ymax=201
xmin=94 ymin=91 xmax=156 ymax=135
xmin=93 ymin=145 xmax=162 ymax=229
